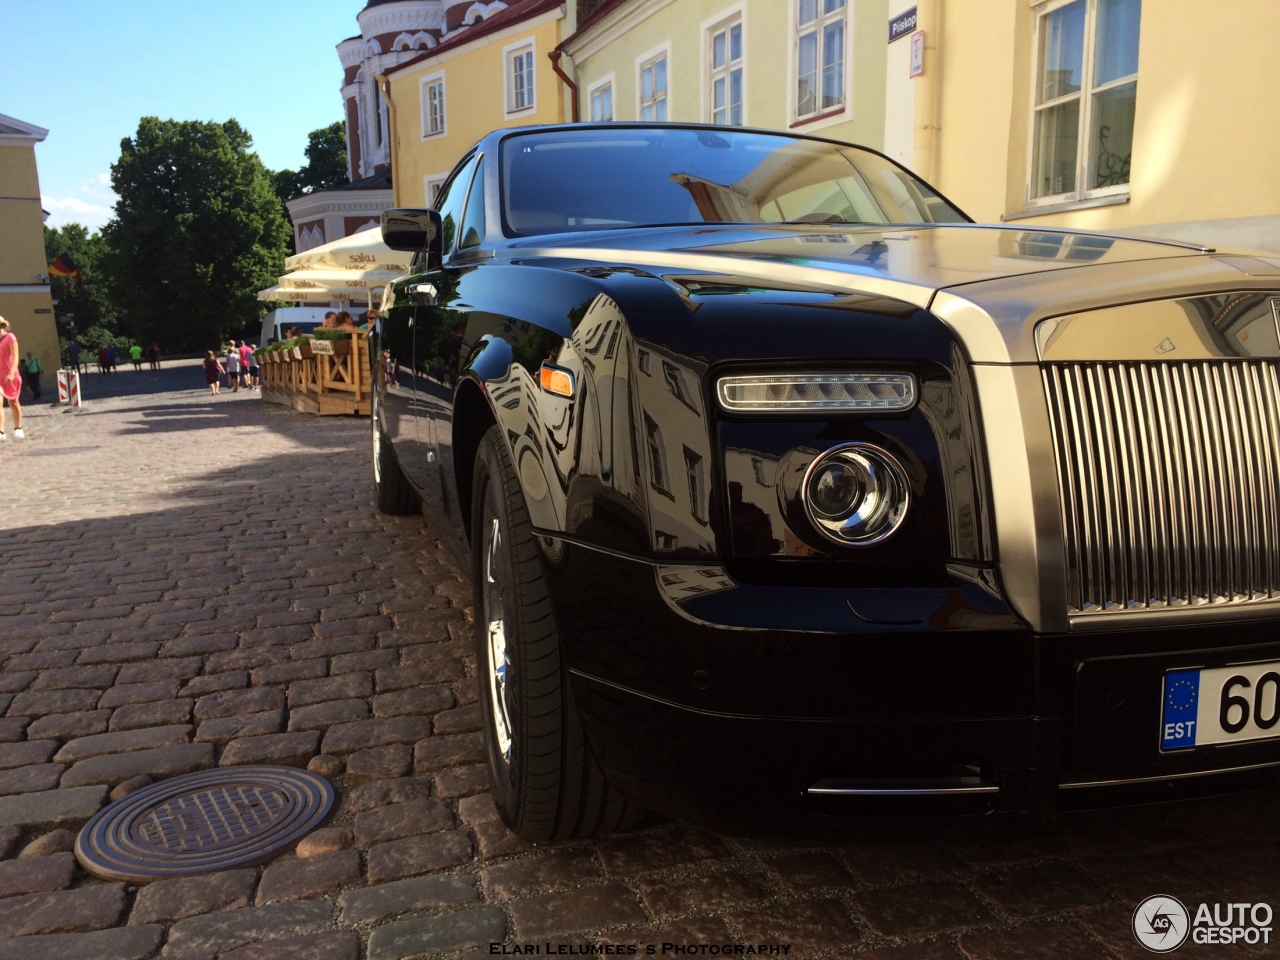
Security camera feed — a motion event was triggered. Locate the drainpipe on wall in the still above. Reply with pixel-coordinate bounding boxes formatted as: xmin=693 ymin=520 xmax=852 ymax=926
xmin=375 ymin=75 xmax=399 ymax=206
xmin=912 ymin=0 xmax=941 ymax=183
xmin=548 ymin=51 xmax=580 ymax=122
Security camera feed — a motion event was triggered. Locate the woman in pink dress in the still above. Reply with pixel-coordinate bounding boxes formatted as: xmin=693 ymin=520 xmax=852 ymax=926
xmin=0 ymin=317 xmax=23 ymax=440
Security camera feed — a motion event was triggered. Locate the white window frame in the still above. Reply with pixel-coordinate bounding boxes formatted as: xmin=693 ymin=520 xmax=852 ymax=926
xmin=636 ymin=41 xmax=671 ymax=122
xmin=789 ymin=0 xmax=851 ymax=129
xmin=504 ymin=38 xmax=537 ymax=117
xmin=701 ymin=4 xmax=746 ymax=126
xmin=587 ymin=72 xmax=615 ymax=122
xmin=419 ymin=71 xmax=446 ymax=140
xmin=423 ymin=172 xmax=449 ymax=207
xmin=1025 ymin=0 xmax=1139 ymax=209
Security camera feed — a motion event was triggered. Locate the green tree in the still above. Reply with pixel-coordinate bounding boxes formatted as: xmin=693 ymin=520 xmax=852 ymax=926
xmin=43 ymin=223 xmax=118 ymax=348
xmin=102 ymin=117 xmax=290 ymax=351
xmin=272 ymin=122 xmax=349 ymax=204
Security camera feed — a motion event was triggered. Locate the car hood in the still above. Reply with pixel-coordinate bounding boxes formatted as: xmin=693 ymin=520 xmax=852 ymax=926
xmin=511 ymin=223 xmax=1280 ymax=363
xmin=511 ymin=222 xmax=1203 ymax=295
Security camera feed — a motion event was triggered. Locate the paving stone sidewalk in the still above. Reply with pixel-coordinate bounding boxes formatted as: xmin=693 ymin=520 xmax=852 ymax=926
xmin=0 ymin=365 xmax=1276 ymax=959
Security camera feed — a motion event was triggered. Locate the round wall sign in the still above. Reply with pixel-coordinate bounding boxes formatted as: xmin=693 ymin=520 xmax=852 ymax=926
xmin=75 ymin=766 xmax=335 ymax=882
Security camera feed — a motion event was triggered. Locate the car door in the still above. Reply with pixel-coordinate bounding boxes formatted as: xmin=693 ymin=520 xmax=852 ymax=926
xmin=379 ymin=271 xmax=420 ymax=487
xmin=410 ymin=152 xmax=480 ymax=516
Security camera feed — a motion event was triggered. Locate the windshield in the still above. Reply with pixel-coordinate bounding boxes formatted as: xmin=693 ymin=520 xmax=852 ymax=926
xmin=500 ymin=126 xmax=966 ymax=237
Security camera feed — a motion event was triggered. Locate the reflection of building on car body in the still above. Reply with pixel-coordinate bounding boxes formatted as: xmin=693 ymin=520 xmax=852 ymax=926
xmin=371 ymin=122 xmax=1280 ymax=837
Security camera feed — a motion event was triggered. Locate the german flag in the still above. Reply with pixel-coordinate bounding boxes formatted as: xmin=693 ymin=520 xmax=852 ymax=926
xmin=49 ymin=255 xmax=83 ymax=285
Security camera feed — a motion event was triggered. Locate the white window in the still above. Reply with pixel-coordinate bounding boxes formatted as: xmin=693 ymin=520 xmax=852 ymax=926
xmin=1029 ymin=0 xmax=1141 ymax=204
xmin=795 ymin=0 xmax=846 ymax=120
xmin=423 ymin=173 xmax=448 ymax=207
xmin=588 ymin=74 xmax=614 ymax=121
xmin=683 ymin=446 xmax=707 ymax=523
xmin=639 ymin=54 xmax=668 ymax=121
xmin=506 ymin=41 xmax=536 ymax=115
xmin=644 ymin=412 xmax=671 ymax=497
xmin=420 ymin=73 xmax=446 ymax=139
xmin=708 ymin=18 xmax=743 ymax=125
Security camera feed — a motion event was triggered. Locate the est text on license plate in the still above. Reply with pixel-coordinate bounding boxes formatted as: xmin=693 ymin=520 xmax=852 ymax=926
xmin=1161 ymin=660 xmax=1280 ymax=750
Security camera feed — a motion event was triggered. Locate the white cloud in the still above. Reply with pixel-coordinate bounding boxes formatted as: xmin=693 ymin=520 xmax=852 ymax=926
xmin=85 ymin=172 xmax=114 ymax=197
xmin=42 ymin=194 xmax=114 ymax=231
xmin=42 ymin=172 xmax=117 ymax=231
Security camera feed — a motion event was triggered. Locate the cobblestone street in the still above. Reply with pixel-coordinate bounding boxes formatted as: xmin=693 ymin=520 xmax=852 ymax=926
xmin=0 ymin=362 xmax=1276 ymax=960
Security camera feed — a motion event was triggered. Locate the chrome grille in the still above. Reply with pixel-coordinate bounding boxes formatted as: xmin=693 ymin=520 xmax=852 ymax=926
xmin=1042 ymin=361 xmax=1280 ymax=615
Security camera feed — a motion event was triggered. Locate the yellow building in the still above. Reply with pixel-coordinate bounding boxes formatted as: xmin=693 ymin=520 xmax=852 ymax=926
xmin=0 ymin=114 xmax=58 ymax=377
xmin=383 ymin=0 xmax=568 ymax=208
xmin=560 ymin=0 xmax=888 ymax=150
xmin=891 ymin=0 xmax=1280 ymax=252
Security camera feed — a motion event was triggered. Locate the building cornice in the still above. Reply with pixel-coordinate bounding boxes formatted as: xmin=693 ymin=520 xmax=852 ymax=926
xmin=286 ymin=190 xmax=395 ymax=221
xmin=338 ymin=36 xmax=368 ymax=68
xmin=561 ymin=0 xmax=674 ymax=61
xmin=0 ymin=112 xmax=50 ymax=145
xmin=357 ymin=1 xmax=443 ymax=39
xmin=388 ymin=3 xmax=563 ymax=77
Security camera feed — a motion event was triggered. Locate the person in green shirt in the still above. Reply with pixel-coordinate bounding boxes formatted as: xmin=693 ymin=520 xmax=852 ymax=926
xmin=22 ymin=351 xmax=40 ymax=401
xmin=129 ymin=344 xmax=143 ymax=371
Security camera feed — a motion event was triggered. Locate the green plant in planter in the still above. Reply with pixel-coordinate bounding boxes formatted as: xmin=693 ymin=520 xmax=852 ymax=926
xmin=311 ymin=328 xmax=352 ymax=341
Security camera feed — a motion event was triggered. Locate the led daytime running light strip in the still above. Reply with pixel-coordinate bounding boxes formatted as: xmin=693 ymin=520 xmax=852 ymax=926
xmin=717 ymin=373 xmax=916 ymax=412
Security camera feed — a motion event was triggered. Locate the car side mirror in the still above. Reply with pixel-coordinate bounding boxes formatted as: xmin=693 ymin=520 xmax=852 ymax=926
xmin=381 ymin=209 xmax=443 ymax=268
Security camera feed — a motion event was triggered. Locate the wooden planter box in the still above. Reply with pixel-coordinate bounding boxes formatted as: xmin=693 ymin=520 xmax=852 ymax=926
xmin=310 ymin=338 xmax=351 ymax=357
xmin=262 ymin=332 xmax=370 ymax=417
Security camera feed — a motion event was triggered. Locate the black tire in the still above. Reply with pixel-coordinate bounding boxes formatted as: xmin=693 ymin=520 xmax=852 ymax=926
xmin=471 ymin=425 xmax=641 ymax=840
xmin=372 ymin=393 xmax=419 ymax=515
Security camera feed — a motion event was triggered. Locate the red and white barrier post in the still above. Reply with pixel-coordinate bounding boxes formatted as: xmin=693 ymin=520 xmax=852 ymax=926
xmin=58 ymin=369 xmax=82 ymax=408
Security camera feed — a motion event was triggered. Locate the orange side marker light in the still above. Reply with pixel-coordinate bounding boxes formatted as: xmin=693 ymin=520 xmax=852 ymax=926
xmin=540 ymin=363 xmax=575 ymax=398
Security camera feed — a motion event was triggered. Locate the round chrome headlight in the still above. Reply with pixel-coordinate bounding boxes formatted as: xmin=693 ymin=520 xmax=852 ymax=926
xmin=801 ymin=443 xmax=911 ymax=546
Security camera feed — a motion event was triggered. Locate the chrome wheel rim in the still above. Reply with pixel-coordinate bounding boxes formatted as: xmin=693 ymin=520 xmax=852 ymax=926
xmin=483 ymin=513 xmax=514 ymax=763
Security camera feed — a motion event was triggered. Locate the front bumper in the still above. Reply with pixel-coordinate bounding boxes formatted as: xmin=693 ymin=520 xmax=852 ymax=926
xmin=543 ymin=539 xmax=1280 ymax=831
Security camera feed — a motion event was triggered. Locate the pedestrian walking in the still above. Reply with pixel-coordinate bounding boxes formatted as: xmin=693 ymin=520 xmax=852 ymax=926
xmin=22 ymin=351 xmax=41 ymax=401
xmin=237 ymin=341 xmax=252 ymax=389
xmin=107 ymin=346 xmax=117 ymax=372
xmin=225 ymin=344 xmax=241 ymax=392
xmin=150 ymin=343 xmax=162 ymax=370
xmin=0 ymin=318 xmax=24 ymax=440
xmin=66 ymin=339 xmax=81 ymax=374
xmin=97 ymin=346 xmax=110 ymax=375
xmin=203 ymin=351 xmax=224 ymax=395
xmin=246 ymin=345 xmax=260 ymax=389
xmin=129 ymin=343 xmax=143 ymax=371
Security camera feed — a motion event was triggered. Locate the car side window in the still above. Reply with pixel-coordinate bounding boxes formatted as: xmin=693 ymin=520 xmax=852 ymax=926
xmin=458 ymin=158 xmax=486 ymax=250
xmin=434 ymin=152 xmax=478 ymax=263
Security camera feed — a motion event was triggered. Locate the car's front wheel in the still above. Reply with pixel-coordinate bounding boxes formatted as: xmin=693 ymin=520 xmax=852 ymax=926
xmin=471 ymin=424 xmax=641 ymax=840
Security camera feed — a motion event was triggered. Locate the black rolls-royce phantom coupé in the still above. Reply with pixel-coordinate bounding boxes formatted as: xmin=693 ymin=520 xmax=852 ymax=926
xmin=373 ymin=123 xmax=1280 ymax=837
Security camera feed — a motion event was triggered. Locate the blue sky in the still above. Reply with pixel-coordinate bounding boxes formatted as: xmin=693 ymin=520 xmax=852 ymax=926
xmin=2 ymin=1 xmax=362 ymax=231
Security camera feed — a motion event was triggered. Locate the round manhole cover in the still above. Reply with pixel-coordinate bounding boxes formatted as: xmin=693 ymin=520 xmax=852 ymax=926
xmin=75 ymin=766 xmax=335 ymax=882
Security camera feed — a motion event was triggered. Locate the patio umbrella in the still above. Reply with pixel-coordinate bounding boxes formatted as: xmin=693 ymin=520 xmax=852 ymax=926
xmin=258 ymin=228 xmax=410 ymax=302
xmin=284 ymin=228 xmax=411 ymax=274
xmin=255 ymin=285 xmax=357 ymax=303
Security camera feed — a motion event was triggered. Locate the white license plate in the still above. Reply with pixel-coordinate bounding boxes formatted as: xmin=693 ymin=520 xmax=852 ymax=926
xmin=1161 ymin=660 xmax=1280 ymax=751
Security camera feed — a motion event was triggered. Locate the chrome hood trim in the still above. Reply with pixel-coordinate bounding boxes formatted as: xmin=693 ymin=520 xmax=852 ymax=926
xmin=519 ymin=244 xmax=937 ymax=307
